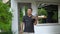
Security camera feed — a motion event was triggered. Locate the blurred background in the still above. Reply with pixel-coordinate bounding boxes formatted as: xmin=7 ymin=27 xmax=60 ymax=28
xmin=0 ymin=0 xmax=60 ymax=34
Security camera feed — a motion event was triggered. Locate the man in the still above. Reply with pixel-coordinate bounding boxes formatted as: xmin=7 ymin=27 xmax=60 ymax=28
xmin=20 ymin=8 xmax=37 ymax=34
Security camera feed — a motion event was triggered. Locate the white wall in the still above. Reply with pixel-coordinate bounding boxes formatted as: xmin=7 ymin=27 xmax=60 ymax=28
xmin=31 ymin=1 xmax=38 ymax=16
xmin=34 ymin=24 xmax=60 ymax=34
xmin=11 ymin=0 xmax=18 ymax=34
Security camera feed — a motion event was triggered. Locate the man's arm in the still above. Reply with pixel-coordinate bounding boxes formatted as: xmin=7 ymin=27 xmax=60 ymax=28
xmin=33 ymin=16 xmax=38 ymax=25
xmin=20 ymin=22 xmax=24 ymax=33
xmin=20 ymin=23 xmax=23 ymax=33
xmin=20 ymin=16 xmax=25 ymax=32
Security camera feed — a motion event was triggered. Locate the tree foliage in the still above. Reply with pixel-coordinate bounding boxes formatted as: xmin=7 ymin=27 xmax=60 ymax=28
xmin=0 ymin=2 xmax=12 ymax=31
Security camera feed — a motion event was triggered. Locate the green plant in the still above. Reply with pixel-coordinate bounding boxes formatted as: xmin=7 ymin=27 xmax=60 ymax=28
xmin=38 ymin=8 xmax=47 ymax=16
xmin=0 ymin=0 xmax=2 ymax=2
xmin=38 ymin=8 xmax=47 ymax=23
xmin=20 ymin=6 xmax=28 ymax=23
xmin=0 ymin=31 xmax=13 ymax=34
xmin=20 ymin=8 xmax=23 ymax=23
xmin=0 ymin=2 xmax=12 ymax=31
xmin=6 ymin=0 xmax=11 ymax=7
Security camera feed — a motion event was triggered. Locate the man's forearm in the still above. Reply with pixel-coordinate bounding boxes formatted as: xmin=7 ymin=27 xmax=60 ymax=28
xmin=20 ymin=23 xmax=23 ymax=32
xmin=34 ymin=16 xmax=38 ymax=25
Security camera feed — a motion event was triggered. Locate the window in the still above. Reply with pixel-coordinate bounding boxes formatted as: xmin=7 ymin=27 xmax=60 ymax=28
xmin=38 ymin=4 xmax=58 ymax=23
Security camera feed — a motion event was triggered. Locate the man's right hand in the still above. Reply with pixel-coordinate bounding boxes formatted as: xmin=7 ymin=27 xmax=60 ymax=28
xmin=20 ymin=30 xmax=23 ymax=34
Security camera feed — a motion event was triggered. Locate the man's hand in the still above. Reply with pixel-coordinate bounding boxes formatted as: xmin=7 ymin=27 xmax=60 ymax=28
xmin=32 ymin=16 xmax=37 ymax=25
xmin=20 ymin=30 xmax=23 ymax=34
xmin=20 ymin=23 xmax=24 ymax=34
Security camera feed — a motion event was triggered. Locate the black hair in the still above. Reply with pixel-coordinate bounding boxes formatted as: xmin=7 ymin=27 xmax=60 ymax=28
xmin=27 ymin=8 xmax=32 ymax=11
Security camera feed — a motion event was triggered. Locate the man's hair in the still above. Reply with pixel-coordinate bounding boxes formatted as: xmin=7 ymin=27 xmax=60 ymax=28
xmin=27 ymin=8 xmax=32 ymax=11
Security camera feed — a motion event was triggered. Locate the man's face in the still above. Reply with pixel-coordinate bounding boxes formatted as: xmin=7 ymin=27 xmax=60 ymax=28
xmin=27 ymin=9 xmax=32 ymax=15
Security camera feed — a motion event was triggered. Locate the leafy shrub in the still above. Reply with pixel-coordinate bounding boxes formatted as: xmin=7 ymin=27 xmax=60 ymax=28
xmin=0 ymin=2 xmax=12 ymax=31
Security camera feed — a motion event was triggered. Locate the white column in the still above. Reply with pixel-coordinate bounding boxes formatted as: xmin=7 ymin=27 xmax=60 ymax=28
xmin=31 ymin=1 xmax=38 ymax=16
xmin=58 ymin=5 xmax=60 ymax=24
xmin=11 ymin=0 xmax=18 ymax=34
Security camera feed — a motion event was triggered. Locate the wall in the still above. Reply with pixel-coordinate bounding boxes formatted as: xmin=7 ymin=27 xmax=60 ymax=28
xmin=34 ymin=24 xmax=60 ymax=34
xmin=35 ymin=0 xmax=60 ymax=3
